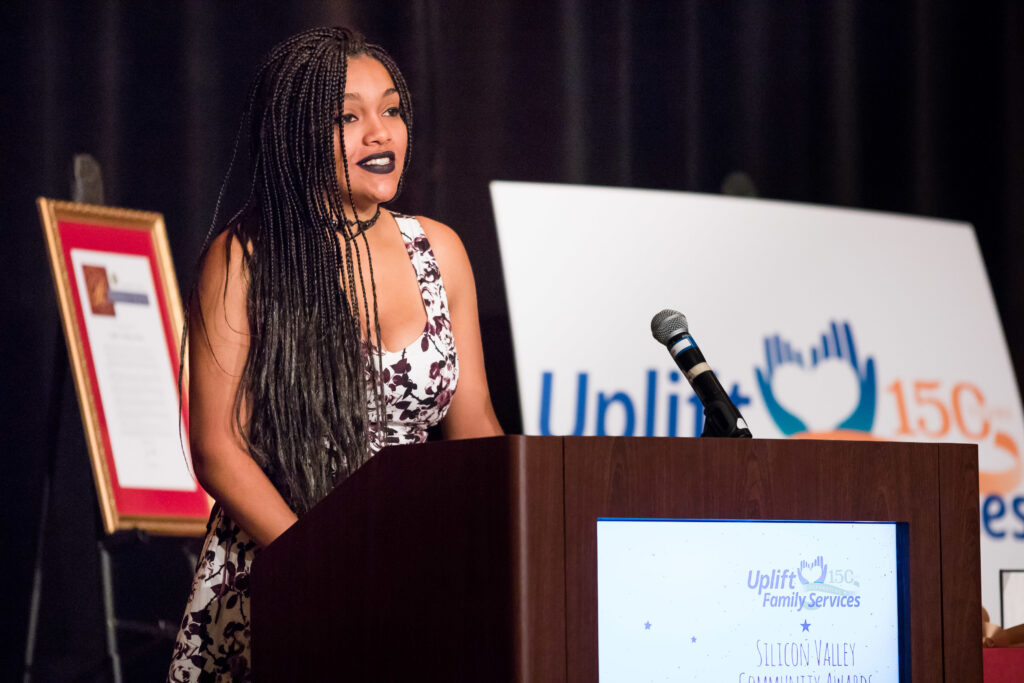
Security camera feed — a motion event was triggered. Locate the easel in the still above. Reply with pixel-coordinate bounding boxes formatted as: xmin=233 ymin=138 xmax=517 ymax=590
xmin=23 ymin=326 xmax=198 ymax=682
xmin=23 ymin=156 xmax=200 ymax=682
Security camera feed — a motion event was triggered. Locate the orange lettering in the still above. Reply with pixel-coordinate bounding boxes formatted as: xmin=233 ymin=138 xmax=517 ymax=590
xmin=952 ymin=383 xmax=990 ymax=440
xmin=914 ymin=380 xmax=949 ymax=438
xmin=979 ymin=432 xmax=1022 ymax=496
xmin=887 ymin=380 xmax=914 ymax=436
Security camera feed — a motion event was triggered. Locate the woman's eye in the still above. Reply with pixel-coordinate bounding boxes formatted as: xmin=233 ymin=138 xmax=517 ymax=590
xmin=337 ymin=113 xmax=357 ymax=125
xmin=384 ymin=107 xmax=402 ymax=118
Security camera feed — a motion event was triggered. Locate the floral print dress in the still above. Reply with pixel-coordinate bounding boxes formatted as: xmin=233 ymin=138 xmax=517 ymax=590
xmin=167 ymin=215 xmax=459 ymax=682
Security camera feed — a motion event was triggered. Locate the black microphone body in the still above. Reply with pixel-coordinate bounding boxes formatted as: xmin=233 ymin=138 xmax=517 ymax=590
xmin=652 ymin=310 xmax=753 ymax=438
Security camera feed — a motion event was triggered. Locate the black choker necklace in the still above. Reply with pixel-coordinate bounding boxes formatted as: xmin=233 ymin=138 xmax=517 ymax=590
xmin=342 ymin=206 xmax=382 ymax=236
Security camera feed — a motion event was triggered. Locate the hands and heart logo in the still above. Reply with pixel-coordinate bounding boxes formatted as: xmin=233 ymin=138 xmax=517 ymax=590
xmin=798 ymin=555 xmax=827 ymax=584
xmin=795 ymin=555 xmax=859 ymax=608
xmin=755 ymin=321 xmax=877 ymax=437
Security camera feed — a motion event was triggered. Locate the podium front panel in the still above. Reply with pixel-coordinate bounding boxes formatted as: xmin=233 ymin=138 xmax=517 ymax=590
xmin=251 ymin=436 xmax=980 ymax=682
xmin=562 ymin=437 xmax=979 ymax=683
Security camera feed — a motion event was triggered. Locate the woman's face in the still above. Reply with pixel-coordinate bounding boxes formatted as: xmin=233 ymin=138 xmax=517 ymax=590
xmin=333 ymin=56 xmax=408 ymax=214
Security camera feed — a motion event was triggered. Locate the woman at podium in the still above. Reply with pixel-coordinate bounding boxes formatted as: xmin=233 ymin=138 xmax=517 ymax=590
xmin=168 ymin=26 xmax=503 ymax=681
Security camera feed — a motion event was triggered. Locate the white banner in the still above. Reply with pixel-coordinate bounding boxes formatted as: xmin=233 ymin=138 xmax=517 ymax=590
xmin=491 ymin=181 xmax=1024 ymax=622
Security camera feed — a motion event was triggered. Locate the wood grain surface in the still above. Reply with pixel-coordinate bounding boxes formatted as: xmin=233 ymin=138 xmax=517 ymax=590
xmin=251 ymin=436 xmax=980 ymax=682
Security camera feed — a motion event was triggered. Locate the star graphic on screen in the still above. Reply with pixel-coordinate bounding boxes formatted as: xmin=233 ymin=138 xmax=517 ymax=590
xmin=801 ymin=620 xmax=811 ymax=632
xmin=691 ymin=636 xmax=697 ymax=643
xmin=644 ymin=621 xmax=651 ymax=630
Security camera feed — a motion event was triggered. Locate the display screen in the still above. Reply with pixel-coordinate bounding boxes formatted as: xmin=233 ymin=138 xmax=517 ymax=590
xmin=597 ymin=519 xmax=908 ymax=682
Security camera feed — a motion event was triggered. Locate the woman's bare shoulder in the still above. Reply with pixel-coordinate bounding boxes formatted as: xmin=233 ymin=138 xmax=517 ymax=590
xmin=192 ymin=228 xmax=252 ymax=340
xmin=415 ymin=215 xmax=468 ymax=263
xmin=198 ymin=228 xmax=252 ymax=287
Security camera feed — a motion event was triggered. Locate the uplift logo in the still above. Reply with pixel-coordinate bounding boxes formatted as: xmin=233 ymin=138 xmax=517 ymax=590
xmin=755 ymin=321 xmax=877 ymax=439
xmin=747 ymin=555 xmax=862 ymax=612
xmin=754 ymin=319 xmax=1024 ymax=539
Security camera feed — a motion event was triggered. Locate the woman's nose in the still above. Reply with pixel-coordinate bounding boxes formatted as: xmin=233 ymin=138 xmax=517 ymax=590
xmin=364 ymin=115 xmax=391 ymax=144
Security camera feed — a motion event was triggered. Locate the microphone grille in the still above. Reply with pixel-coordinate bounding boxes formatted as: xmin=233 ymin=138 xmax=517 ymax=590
xmin=651 ymin=309 xmax=688 ymax=345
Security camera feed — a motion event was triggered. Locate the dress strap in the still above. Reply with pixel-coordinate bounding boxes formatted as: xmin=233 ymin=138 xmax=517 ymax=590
xmin=393 ymin=214 xmax=451 ymax=320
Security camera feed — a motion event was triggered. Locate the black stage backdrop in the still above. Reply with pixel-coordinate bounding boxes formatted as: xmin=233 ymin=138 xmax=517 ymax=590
xmin=3 ymin=1 xmax=1023 ymax=679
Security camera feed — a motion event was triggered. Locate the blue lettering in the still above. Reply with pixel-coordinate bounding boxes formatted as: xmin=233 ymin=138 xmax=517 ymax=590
xmin=538 ymin=369 xmax=751 ymax=438
xmin=538 ymin=371 xmax=588 ymax=436
xmin=644 ymin=370 xmax=657 ymax=436
xmin=667 ymin=371 xmax=682 ymax=437
xmin=539 ymin=372 xmax=554 ymax=435
xmin=982 ymin=495 xmax=1007 ymax=539
xmin=1012 ymin=496 xmax=1024 ymax=539
xmin=729 ymin=382 xmax=752 ymax=409
xmin=597 ymin=391 xmax=636 ymax=436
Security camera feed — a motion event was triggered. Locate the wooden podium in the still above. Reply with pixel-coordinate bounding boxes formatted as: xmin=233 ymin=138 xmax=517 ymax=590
xmin=251 ymin=436 xmax=980 ymax=681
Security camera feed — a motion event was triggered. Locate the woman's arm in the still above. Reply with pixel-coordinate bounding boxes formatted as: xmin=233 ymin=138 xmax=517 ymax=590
xmin=419 ymin=217 xmax=504 ymax=439
xmin=188 ymin=231 xmax=298 ymax=547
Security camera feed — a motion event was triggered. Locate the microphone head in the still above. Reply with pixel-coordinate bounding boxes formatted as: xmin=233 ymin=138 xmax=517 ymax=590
xmin=651 ymin=309 xmax=689 ymax=345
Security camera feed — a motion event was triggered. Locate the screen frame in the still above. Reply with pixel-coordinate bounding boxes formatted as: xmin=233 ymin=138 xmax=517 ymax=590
xmin=595 ymin=517 xmax=911 ymax=682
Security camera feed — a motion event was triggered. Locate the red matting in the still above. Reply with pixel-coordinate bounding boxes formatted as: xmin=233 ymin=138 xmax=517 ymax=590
xmin=983 ymin=648 xmax=1024 ymax=683
xmin=59 ymin=219 xmax=207 ymax=519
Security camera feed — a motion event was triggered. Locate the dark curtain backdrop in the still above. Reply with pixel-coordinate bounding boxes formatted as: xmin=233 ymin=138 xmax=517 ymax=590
xmin=3 ymin=1 xmax=1023 ymax=678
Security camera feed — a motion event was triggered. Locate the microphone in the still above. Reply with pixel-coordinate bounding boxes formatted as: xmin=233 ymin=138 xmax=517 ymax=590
xmin=651 ymin=309 xmax=752 ymax=438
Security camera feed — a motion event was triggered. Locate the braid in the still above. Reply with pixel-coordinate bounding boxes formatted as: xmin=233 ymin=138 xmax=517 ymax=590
xmin=182 ymin=27 xmax=412 ymax=513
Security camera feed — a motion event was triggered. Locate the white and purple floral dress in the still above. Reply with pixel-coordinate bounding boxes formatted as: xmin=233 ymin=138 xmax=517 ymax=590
xmin=167 ymin=215 xmax=459 ymax=682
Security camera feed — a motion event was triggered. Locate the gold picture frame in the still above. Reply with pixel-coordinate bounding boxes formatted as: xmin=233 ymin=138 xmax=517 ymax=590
xmin=38 ymin=198 xmax=210 ymax=536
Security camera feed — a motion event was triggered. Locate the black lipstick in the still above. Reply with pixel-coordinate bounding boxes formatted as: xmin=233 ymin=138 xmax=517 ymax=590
xmin=356 ymin=151 xmax=396 ymax=174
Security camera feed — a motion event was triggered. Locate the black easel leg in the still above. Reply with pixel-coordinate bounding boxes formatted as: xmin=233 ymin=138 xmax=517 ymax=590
xmin=21 ymin=474 xmax=51 ymax=683
xmin=22 ymin=325 xmax=70 ymax=683
xmin=98 ymin=541 xmax=123 ymax=683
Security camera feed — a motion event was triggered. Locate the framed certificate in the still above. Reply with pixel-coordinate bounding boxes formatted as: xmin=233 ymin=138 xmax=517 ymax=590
xmin=38 ymin=198 xmax=210 ymax=536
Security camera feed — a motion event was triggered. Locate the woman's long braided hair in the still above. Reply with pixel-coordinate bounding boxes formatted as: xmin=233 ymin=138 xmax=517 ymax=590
xmin=184 ymin=27 xmax=413 ymax=515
